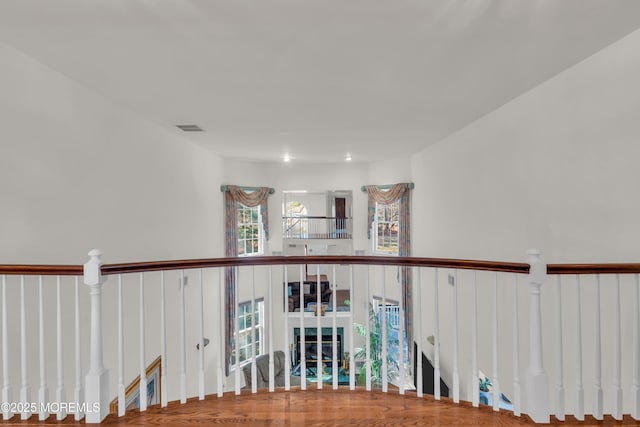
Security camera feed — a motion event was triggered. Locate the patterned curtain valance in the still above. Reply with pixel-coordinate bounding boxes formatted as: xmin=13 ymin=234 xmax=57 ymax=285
xmin=362 ymin=183 xmax=413 ymax=239
xmin=221 ymin=185 xmax=273 ymax=240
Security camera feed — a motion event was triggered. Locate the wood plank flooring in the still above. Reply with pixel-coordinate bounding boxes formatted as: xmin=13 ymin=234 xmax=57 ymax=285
xmin=2 ymin=389 xmax=639 ymax=425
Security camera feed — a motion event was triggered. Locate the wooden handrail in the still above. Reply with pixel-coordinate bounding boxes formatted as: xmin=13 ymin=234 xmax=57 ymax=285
xmin=3 ymin=258 xmax=640 ymax=277
xmin=0 ymin=264 xmax=83 ymax=276
xmin=547 ymin=263 xmax=640 ymax=275
xmin=101 ymin=255 xmax=530 ymax=275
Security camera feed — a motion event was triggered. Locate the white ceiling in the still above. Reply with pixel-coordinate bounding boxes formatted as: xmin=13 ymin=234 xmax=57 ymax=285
xmin=1 ymin=1 xmax=640 ymax=163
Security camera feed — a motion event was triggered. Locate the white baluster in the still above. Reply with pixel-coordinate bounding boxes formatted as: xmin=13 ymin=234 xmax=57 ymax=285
xmin=349 ymin=265 xmax=355 ymax=391
xmin=1 ymin=275 xmax=12 ymax=421
xmin=160 ymin=272 xmax=168 ymax=407
xmin=83 ymin=249 xmax=109 ymax=423
xmin=73 ymin=277 xmax=84 ymax=421
xmin=234 ymin=268 xmax=240 ymax=396
xmin=381 ymin=266 xmax=387 ymax=393
xmin=251 ymin=267 xmax=257 ymax=394
xmin=525 ymin=249 xmax=549 ymax=424
xmin=575 ymin=275 xmax=584 ymax=421
xmin=38 ymin=276 xmax=49 ymax=420
xmin=284 ymin=266 xmax=290 ymax=391
xmin=555 ymin=276 xmax=564 ymax=420
xmin=512 ymin=274 xmax=521 ymax=417
xmin=20 ymin=275 xmax=30 ymax=420
xmin=199 ymin=269 xmax=205 ymax=400
xmin=332 ymin=264 xmax=338 ymax=390
xmin=217 ymin=269 xmax=223 ymax=397
xmin=492 ymin=272 xmax=500 ymax=412
xmin=268 ymin=265 xmax=275 ymax=392
xmin=299 ymin=265 xmax=306 ymax=390
xmin=365 ymin=266 xmax=371 ymax=392
xmin=452 ymin=270 xmax=459 ymax=403
xmin=56 ymin=276 xmax=65 ymax=420
xmin=434 ymin=268 xmax=441 ymax=400
xmin=181 ymin=270 xmax=187 ymax=402
xmin=471 ymin=271 xmax=479 ymax=407
xmin=117 ymin=275 xmax=125 ymax=416
xmin=416 ymin=268 xmax=423 ymax=399
xmin=398 ymin=269 xmax=405 ymax=396
xmin=593 ymin=274 xmax=603 ymax=420
xmin=632 ymin=274 xmax=640 ymax=420
xmin=316 ymin=265 xmax=322 ymax=390
xmin=139 ymin=273 xmax=147 ymax=412
xmin=612 ymin=274 xmax=622 ymax=420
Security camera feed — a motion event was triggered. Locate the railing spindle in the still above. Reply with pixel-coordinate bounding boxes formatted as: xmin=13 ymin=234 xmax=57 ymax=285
xmin=555 ymin=276 xmax=564 ymax=420
xmin=1 ymin=275 xmax=11 ymax=421
xmin=594 ymin=274 xmax=603 ymax=420
xmin=434 ymin=268 xmax=441 ymax=400
xmin=181 ymin=270 xmax=187 ymax=402
xmin=284 ymin=266 xmax=290 ymax=391
xmin=575 ymin=275 xmax=584 ymax=420
xmin=56 ymin=276 xmax=65 ymax=420
xmin=512 ymin=274 xmax=521 ymax=416
xmin=381 ymin=266 xmax=388 ymax=393
xmin=199 ymin=269 xmax=205 ymax=400
xmin=73 ymin=277 xmax=83 ymax=421
xmin=492 ymin=272 xmax=500 ymax=412
xmin=20 ymin=275 xmax=30 ymax=420
xmin=250 ymin=267 xmax=257 ymax=394
xmin=471 ymin=271 xmax=478 ymax=407
xmin=365 ymin=265 xmax=371 ymax=392
xmin=268 ymin=265 xmax=274 ymax=392
xmin=233 ymin=268 xmax=240 ymax=396
xmin=139 ymin=273 xmax=147 ymax=411
xmin=217 ymin=268 xmax=223 ymax=397
xmin=299 ymin=265 xmax=306 ymax=389
xmin=612 ymin=274 xmax=622 ymax=420
xmin=38 ymin=276 xmax=49 ymax=420
xmin=316 ymin=265 xmax=322 ymax=390
xmin=633 ymin=274 xmax=640 ymax=420
xmin=416 ymin=268 xmax=423 ymax=398
xmin=160 ymin=272 xmax=168 ymax=406
xmin=117 ymin=275 xmax=125 ymax=416
xmin=349 ymin=265 xmax=355 ymax=391
xmin=332 ymin=264 xmax=338 ymax=390
xmin=452 ymin=269 xmax=459 ymax=403
xmin=398 ymin=269 xmax=405 ymax=396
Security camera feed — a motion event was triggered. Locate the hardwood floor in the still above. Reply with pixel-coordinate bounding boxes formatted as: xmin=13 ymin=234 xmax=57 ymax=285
xmin=2 ymin=389 xmax=639 ymax=425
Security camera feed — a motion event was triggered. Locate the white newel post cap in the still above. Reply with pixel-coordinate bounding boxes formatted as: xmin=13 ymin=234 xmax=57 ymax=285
xmin=526 ymin=249 xmax=545 ymax=286
xmin=84 ymin=249 xmax=105 ymax=286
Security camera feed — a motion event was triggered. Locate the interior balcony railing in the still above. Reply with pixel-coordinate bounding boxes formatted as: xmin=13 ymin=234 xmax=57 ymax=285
xmin=282 ymin=216 xmax=352 ymax=239
xmin=0 ymin=252 xmax=639 ymax=423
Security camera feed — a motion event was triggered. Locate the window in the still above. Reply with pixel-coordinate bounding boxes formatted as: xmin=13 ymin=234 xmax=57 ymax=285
xmin=283 ymin=201 xmax=308 ymax=237
xmin=238 ymin=204 xmax=262 ymax=256
xmin=374 ymin=201 xmax=399 ymax=254
xmin=231 ymin=299 xmax=264 ymax=367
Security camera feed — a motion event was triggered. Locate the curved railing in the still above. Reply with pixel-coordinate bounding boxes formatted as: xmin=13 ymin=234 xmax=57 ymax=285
xmin=1 ymin=252 xmax=639 ymax=423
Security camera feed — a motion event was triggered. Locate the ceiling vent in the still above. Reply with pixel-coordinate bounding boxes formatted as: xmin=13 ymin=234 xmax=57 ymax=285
xmin=176 ymin=124 xmax=204 ymax=132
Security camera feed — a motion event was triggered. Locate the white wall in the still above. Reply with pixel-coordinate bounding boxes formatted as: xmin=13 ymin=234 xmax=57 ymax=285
xmin=0 ymin=41 xmax=224 ymax=408
xmin=411 ymin=28 xmax=640 ymax=415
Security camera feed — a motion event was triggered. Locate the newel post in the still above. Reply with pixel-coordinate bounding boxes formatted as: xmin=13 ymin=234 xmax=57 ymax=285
xmin=83 ymin=250 xmax=109 ymax=423
xmin=526 ymin=249 xmax=549 ymax=423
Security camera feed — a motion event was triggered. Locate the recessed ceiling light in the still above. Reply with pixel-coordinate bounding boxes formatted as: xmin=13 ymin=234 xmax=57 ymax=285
xmin=283 ymin=154 xmax=291 ymax=162
xmin=345 ymin=154 xmax=352 ymax=162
